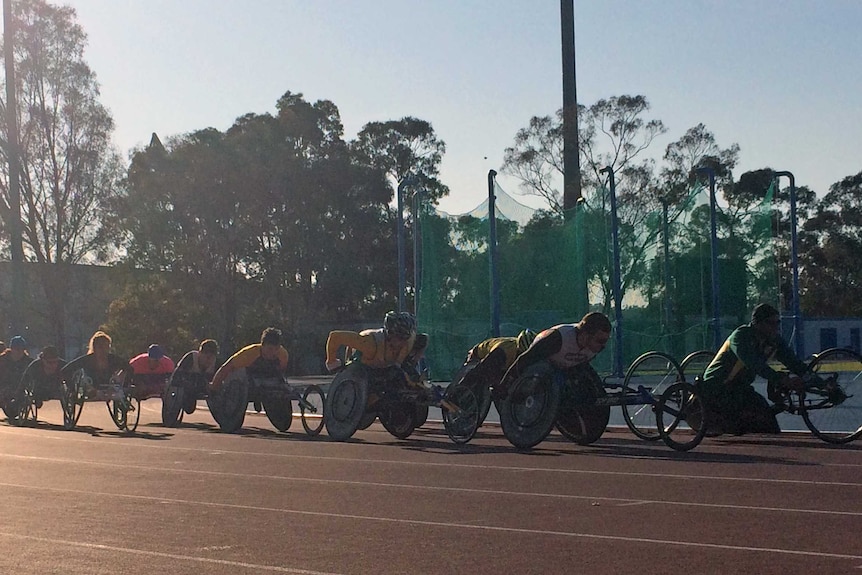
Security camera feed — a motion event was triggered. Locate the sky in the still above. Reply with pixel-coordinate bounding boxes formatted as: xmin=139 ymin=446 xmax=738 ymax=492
xmin=60 ymin=0 xmax=862 ymax=215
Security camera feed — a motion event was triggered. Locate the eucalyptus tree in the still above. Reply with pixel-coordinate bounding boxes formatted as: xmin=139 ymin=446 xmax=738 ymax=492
xmin=0 ymin=0 xmax=123 ymax=351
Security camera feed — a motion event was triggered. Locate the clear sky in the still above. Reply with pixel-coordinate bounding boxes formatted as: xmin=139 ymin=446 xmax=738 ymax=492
xmin=62 ymin=0 xmax=862 ymax=215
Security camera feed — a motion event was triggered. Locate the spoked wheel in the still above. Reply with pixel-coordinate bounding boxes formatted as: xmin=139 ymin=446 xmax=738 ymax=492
xmin=300 ymin=384 xmax=325 ymax=436
xmin=656 ymin=382 xmax=706 ymax=451
xmin=61 ymin=371 xmax=88 ymax=431
xmin=556 ymin=365 xmax=610 ymax=445
xmin=264 ymin=398 xmax=293 ymax=432
xmin=379 ymin=401 xmax=417 ymax=439
xmin=499 ymin=361 xmax=561 ymax=449
xmin=680 ymin=350 xmax=714 ymax=383
xmin=802 ymin=348 xmax=862 ymax=444
xmin=442 ymin=384 xmax=480 ymax=444
xmin=161 ymin=385 xmax=185 ymax=427
xmin=621 ymin=351 xmax=684 ymax=441
xmin=207 ymin=377 xmax=249 ymax=433
xmin=325 ymin=364 xmax=370 ymax=441
xmin=107 ymin=394 xmax=141 ymax=433
xmin=10 ymin=382 xmax=38 ymax=427
xmin=452 ymin=362 xmax=493 ymax=426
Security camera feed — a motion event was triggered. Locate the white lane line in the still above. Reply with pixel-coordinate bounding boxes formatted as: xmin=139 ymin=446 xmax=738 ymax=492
xmin=2 ymin=452 xmax=860 ymax=518
xmin=4 ymin=422 xmax=858 ymax=468
xmin=1 ymin=486 xmax=860 ymax=563
xmin=1 ymin=445 xmax=860 ymax=490
xmin=0 ymin=531 xmax=342 ymax=574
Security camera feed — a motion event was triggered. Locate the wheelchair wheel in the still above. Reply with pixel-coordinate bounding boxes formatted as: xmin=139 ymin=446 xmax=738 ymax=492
xmin=802 ymin=348 xmax=862 ymax=444
xmin=656 ymin=382 xmax=706 ymax=451
xmin=680 ymin=349 xmax=714 ymax=383
xmin=452 ymin=362 xmax=493 ymax=426
xmin=9 ymin=380 xmax=37 ymax=427
xmin=19 ymin=395 xmax=38 ymax=426
xmin=61 ymin=371 xmax=88 ymax=431
xmin=161 ymin=385 xmax=184 ymax=427
xmin=414 ymin=403 xmax=429 ymax=428
xmin=207 ymin=377 xmax=248 ymax=433
xmin=300 ymin=384 xmax=325 ymax=436
xmin=357 ymin=411 xmax=377 ymax=430
xmin=499 ymin=361 xmax=561 ymax=449
xmin=556 ymin=365 xmax=610 ymax=445
xmin=621 ymin=351 xmax=684 ymax=441
xmin=442 ymin=384 xmax=480 ymax=444
xmin=379 ymin=401 xmax=417 ymax=439
xmin=325 ymin=364 xmax=370 ymax=441
xmin=264 ymin=399 xmax=293 ymax=432
xmin=108 ymin=395 xmax=141 ymax=433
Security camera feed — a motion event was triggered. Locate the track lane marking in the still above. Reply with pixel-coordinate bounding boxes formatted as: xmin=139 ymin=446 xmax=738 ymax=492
xmin=2 ymin=453 xmax=861 ymax=518
xmin=0 ymin=531 xmax=341 ymax=574
xmin=2 ymin=444 xmax=860 ymax=489
xmin=1 ymin=485 xmax=860 ymax=563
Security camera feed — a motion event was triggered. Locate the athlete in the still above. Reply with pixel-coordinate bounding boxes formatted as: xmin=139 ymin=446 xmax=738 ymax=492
xmin=170 ymin=339 xmax=219 ymax=414
xmin=60 ymin=331 xmax=134 ymax=399
xmin=698 ymin=303 xmax=807 ymax=435
xmin=20 ymin=345 xmax=67 ymax=409
xmin=210 ymin=328 xmax=288 ymax=391
xmin=497 ymin=312 xmax=612 ymax=397
xmin=456 ymin=329 xmax=536 ymax=423
xmin=324 ymin=311 xmax=427 ymax=384
xmin=129 ymin=344 xmax=175 ymax=400
xmin=0 ymin=336 xmax=33 ymax=419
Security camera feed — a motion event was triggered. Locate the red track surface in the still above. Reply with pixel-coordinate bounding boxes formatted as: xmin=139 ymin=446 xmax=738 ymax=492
xmin=1 ymin=398 xmax=860 ymax=575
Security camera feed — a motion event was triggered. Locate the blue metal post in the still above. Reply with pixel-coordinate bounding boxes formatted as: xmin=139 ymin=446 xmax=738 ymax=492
xmin=412 ymin=189 xmax=425 ymax=316
xmin=697 ymin=167 xmax=721 ymax=351
xmin=600 ymin=166 xmax=624 ymax=378
xmin=774 ymin=171 xmax=803 ymax=357
xmin=488 ymin=170 xmax=501 ymax=337
xmin=397 ymin=179 xmax=406 ymax=312
xmin=661 ymin=199 xmax=672 ymax=345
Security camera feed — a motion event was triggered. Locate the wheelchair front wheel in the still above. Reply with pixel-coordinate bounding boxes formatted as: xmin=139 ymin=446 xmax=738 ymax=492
xmin=621 ymin=351 xmax=684 ymax=441
xmin=656 ymin=382 xmax=706 ymax=452
xmin=802 ymin=347 xmax=862 ymax=444
xmin=300 ymin=384 xmax=325 ymax=436
xmin=442 ymin=384 xmax=480 ymax=444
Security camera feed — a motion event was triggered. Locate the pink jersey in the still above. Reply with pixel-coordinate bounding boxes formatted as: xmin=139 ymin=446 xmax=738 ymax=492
xmin=130 ymin=353 xmax=175 ymax=375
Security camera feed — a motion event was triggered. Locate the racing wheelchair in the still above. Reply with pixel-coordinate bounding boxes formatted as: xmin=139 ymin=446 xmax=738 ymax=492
xmin=206 ymin=371 xmax=325 ymax=435
xmin=60 ymin=369 xmax=140 ymax=432
xmin=161 ymin=371 xmax=211 ymax=427
xmin=662 ymin=347 xmax=862 ymax=447
xmin=324 ymin=361 xmax=480 ymax=443
xmin=498 ymin=352 xmax=702 ymax=451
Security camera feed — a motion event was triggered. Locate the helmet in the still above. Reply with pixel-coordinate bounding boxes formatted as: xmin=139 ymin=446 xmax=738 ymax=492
xmin=516 ymin=329 xmax=536 ymax=352
xmin=384 ymin=311 xmax=417 ymax=339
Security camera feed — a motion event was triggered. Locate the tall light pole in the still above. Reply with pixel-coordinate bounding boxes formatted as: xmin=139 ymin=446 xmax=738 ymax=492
xmin=488 ymin=170 xmax=501 ymax=337
xmin=696 ymin=166 xmax=721 ymax=351
xmin=774 ymin=171 xmax=803 ymax=357
xmin=561 ymin=0 xmax=587 ymax=315
xmin=600 ymin=166 xmax=623 ymax=378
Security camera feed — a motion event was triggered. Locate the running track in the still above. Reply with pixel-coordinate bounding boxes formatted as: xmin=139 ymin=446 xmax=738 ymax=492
xmin=1 ymin=398 xmax=860 ymax=575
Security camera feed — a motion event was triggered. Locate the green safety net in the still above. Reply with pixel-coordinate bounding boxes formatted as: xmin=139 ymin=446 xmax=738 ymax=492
xmin=417 ymin=180 xmax=779 ymax=380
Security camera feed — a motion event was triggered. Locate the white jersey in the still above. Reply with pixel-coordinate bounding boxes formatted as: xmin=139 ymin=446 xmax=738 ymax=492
xmin=537 ymin=324 xmax=596 ymax=369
